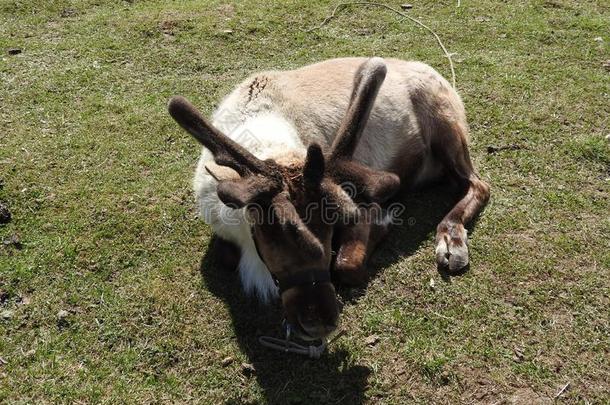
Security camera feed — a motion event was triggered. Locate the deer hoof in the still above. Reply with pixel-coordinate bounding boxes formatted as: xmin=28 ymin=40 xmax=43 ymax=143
xmin=435 ymin=225 xmax=469 ymax=272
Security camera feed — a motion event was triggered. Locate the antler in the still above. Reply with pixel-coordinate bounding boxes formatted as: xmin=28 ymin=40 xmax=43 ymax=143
xmin=326 ymin=58 xmax=400 ymax=203
xmin=168 ymin=96 xmax=270 ymax=177
xmin=329 ymin=57 xmax=387 ymax=162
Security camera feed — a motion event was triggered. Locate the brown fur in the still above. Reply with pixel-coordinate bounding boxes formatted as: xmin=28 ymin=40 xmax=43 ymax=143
xmin=170 ymin=57 xmax=490 ymax=339
xmin=169 ymin=59 xmax=396 ymax=340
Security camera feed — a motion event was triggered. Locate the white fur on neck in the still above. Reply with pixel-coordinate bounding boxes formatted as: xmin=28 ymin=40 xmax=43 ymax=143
xmin=238 ymin=238 xmax=279 ymax=303
xmin=194 ymin=110 xmax=303 ymax=303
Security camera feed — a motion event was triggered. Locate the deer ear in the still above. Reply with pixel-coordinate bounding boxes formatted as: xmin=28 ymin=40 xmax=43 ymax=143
xmin=321 ymin=180 xmax=359 ymax=219
xmin=216 ymin=176 xmax=281 ymax=208
xmin=331 ymin=161 xmax=400 ymax=204
xmin=362 ymin=171 xmax=401 ymax=203
xmin=303 ymin=143 xmax=325 ymax=186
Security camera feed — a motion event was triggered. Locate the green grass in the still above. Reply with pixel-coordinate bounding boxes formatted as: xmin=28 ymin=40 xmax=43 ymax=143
xmin=1 ymin=0 xmax=608 ymax=403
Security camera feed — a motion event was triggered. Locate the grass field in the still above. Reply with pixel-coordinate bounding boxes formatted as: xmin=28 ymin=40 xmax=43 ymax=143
xmin=1 ymin=0 xmax=609 ymax=403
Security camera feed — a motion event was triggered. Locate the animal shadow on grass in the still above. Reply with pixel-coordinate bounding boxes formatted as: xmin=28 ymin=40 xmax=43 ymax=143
xmin=335 ymin=183 xmax=476 ymax=306
xmin=200 ymin=247 xmax=370 ymax=404
xmin=199 ymin=183 xmax=475 ymax=404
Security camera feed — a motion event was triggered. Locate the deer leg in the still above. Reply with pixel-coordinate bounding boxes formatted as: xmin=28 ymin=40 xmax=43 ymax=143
xmin=434 ymin=125 xmax=490 ymax=272
xmin=333 ymin=207 xmax=392 ymax=285
xmin=435 ymin=174 xmax=490 ymax=272
xmin=333 ymin=222 xmax=369 ymax=286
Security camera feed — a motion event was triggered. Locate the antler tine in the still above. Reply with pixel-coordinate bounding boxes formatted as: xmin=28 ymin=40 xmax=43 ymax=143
xmin=329 ymin=57 xmax=387 ymax=162
xmin=168 ymin=96 xmax=270 ymax=177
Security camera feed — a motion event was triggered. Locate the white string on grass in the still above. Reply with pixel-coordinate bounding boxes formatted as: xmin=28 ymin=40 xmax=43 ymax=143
xmin=304 ymin=2 xmax=457 ymax=89
xmin=259 ymin=328 xmax=346 ymax=358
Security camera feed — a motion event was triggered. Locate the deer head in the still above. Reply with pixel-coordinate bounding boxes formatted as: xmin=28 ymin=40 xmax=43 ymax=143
xmin=169 ymin=58 xmax=400 ymax=340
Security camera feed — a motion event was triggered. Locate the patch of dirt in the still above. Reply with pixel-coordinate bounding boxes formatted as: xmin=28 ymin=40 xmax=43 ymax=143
xmin=508 ymin=387 xmax=547 ymax=404
xmin=216 ymin=4 xmax=236 ymax=19
xmin=456 ymin=366 xmax=502 ymax=403
xmin=60 ymin=8 xmax=77 ymax=18
xmin=543 ymin=0 xmax=568 ymax=9
xmin=159 ymin=19 xmax=177 ymax=36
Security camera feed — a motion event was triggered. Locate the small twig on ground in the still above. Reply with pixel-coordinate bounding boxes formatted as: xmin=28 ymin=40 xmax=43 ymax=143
xmin=304 ymin=2 xmax=457 ymax=89
xmin=486 ymin=144 xmax=524 ymax=154
xmin=554 ymin=382 xmax=570 ymax=399
xmin=432 ymin=311 xmax=454 ymax=321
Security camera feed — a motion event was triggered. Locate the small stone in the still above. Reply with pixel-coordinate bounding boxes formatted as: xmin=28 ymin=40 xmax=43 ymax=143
xmin=365 ymin=334 xmax=380 ymax=346
xmin=603 ymin=60 xmax=610 ymax=72
xmin=429 ymin=277 xmax=436 ymax=289
xmin=439 ymin=371 xmax=451 ymax=385
xmin=475 ymin=16 xmax=491 ymax=22
xmin=513 ymin=347 xmax=525 ymax=362
xmin=221 ymin=356 xmax=234 ymax=367
xmin=17 ymin=295 xmax=30 ymax=306
xmin=57 ymin=310 xmax=70 ymax=328
xmin=400 ymin=4 xmax=413 ymax=9
xmin=222 ymin=29 xmax=234 ymax=34
xmin=159 ymin=20 xmax=176 ymax=36
xmin=1 ymin=310 xmax=13 ymax=320
xmin=0 ymin=203 xmax=10 ymax=224
xmin=7 ymin=48 xmax=22 ymax=55
xmin=593 ymin=37 xmax=603 ymax=42
xmin=2 ymin=234 xmax=21 ymax=249
xmin=60 ymin=8 xmax=77 ymax=18
xmin=241 ymin=362 xmax=255 ymax=377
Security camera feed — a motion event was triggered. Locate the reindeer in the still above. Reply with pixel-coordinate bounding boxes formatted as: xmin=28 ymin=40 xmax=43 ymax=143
xmin=168 ymin=57 xmax=490 ymax=341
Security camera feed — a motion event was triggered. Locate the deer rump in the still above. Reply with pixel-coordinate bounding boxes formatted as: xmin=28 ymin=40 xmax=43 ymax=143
xmin=168 ymin=57 xmax=490 ymax=341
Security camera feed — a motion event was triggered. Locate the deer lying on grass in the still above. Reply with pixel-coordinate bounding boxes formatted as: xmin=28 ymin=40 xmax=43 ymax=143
xmin=168 ymin=57 xmax=490 ymax=341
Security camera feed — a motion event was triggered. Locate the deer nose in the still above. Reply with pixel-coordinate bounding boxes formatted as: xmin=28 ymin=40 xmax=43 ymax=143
xmin=297 ymin=312 xmax=338 ymax=339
